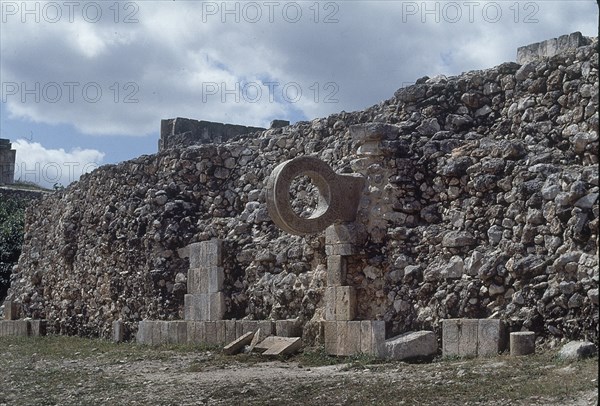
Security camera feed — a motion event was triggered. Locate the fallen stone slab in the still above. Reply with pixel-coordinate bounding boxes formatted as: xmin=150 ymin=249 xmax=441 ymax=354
xmin=558 ymin=341 xmax=597 ymax=360
xmin=223 ymin=331 xmax=254 ymax=355
xmin=261 ymin=336 xmax=302 ymax=356
xmin=385 ymin=331 xmax=437 ymax=360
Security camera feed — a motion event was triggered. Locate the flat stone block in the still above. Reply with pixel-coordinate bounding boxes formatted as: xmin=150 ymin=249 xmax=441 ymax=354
xmin=152 ymin=321 xmax=164 ymax=345
xmin=188 ymin=266 xmax=224 ymax=294
xmin=385 ymin=331 xmax=437 ymax=360
xmin=262 ymin=337 xmax=302 ymax=356
xmin=0 ymin=320 xmax=30 ymax=336
xmin=3 ymin=301 xmax=20 ymax=320
xmin=184 ymin=293 xmax=225 ymax=321
xmin=216 ymin=321 xmax=226 ymax=344
xmin=225 ymin=320 xmax=237 ymax=343
xmin=442 ymin=319 xmax=478 ymax=357
xmin=235 ymin=320 xmax=244 ymax=339
xmin=166 ymin=321 xmax=187 ymax=344
xmin=136 ymin=320 xmax=152 ymax=344
xmin=323 ymin=321 xmax=338 ymax=355
xmin=336 ymin=286 xmax=356 ymax=321
xmin=204 ymin=321 xmax=217 ymax=345
xmin=112 ymin=320 xmax=124 ymax=343
xmin=344 ymin=321 xmax=362 ymax=356
xmin=361 ymin=320 xmax=385 ymax=357
xmin=189 ymin=239 xmax=222 ymax=268
xmin=275 ymin=318 xmax=302 ymax=337
xmin=30 ymin=320 xmax=47 ymax=337
xmin=478 ymin=319 xmax=506 ymax=356
xmin=510 ymin=332 xmax=535 ymax=356
xmin=327 ymin=255 xmax=347 ymax=286
xmin=223 ymin=331 xmax=254 ymax=355
xmin=187 ymin=321 xmax=206 ymax=344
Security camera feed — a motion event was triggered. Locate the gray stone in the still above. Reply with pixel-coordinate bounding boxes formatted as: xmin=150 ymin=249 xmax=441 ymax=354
xmin=558 ymin=341 xmax=597 ymax=360
xmin=385 ymin=331 xmax=437 ymax=360
xmin=112 ymin=320 xmax=124 ymax=343
xmin=442 ymin=231 xmax=476 ymax=248
xmin=510 ymin=332 xmax=535 ymax=356
xmin=266 ymin=156 xmax=365 ymax=235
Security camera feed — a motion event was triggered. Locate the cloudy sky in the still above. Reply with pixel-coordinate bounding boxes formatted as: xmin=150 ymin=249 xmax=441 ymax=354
xmin=0 ymin=0 xmax=597 ymax=188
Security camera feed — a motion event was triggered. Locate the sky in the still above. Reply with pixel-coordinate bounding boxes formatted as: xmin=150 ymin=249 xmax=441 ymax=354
xmin=0 ymin=0 xmax=597 ymax=188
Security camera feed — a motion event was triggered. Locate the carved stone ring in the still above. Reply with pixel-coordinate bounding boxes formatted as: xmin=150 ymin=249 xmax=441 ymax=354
xmin=266 ymin=156 xmax=364 ymax=235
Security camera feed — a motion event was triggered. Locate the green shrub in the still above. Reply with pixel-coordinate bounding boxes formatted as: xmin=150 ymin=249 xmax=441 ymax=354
xmin=0 ymin=196 xmax=27 ymax=300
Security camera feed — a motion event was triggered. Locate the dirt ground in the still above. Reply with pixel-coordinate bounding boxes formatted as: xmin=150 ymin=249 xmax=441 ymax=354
xmin=0 ymin=336 xmax=597 ymax=405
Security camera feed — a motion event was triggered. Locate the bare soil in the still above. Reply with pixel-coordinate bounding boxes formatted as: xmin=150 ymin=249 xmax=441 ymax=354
xmin=0 ymin=336 xmax=597 ymax=405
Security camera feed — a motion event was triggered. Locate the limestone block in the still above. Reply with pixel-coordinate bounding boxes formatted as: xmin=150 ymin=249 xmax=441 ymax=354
xmin=112 ymin=320 xmax=124 ymax=343
xmin=189 ymin=239 xmax=222 ymax=268
xmin=323 ymin=321 xmax=338 ymax=355
xmin=0 ymin=320 xmax=30 ymax=336
xmin=216 ymin=321 xmax=226 ymax=344
xmin=325 ymin=244 xmax=355 ymax=256
xmin=187 ymin=321 xmax=206 ymax=344
xmin=166 ymin=321 xmax=187 ymax=344
xmin=442 ymin=319 xmax=478 ymax=357
xmin=225 ymin=320 xmax=237 ymax=343
xmin=184 ymin=293 xmax=225 ymax=321
xmin=3 ymin=300 xmax=20 ymax=320
xmin=324 ymin=286 xmax=357 ymax=321
xmin=241 ymin=320 xmax=258 ymax=335
xmin=262 ymin=337 xmax=302 ymax=356
xmin=510 ymin=332 xmax=535 ymax=356
xmin=235 ymin=320 xmax=244 ymax=339
xmin=478 ymin=319 xmax=506 ymax=356
xmin=30 ymin=320 xmax=47 ymax=337
xmin=136 ymin=320 xmax=152 ymax=345
xmin=361 ymin=320 xmax=386 ymax=357
xmin=204 ymin=321 xmax=217 ymax=345
xmin=223 ymin=331 xmax=254 ymax=355
xmin=327 ymin=255 xmax=347 ymax=286
xmin=188 ymin=266 xmax=224 ymax=294
xmin=266 ymin=156 xmax=365 ymax=235
xmin=325 ymin=223 xmax=367 ymax=246
xmin=385 ymin=331 xmax=437 ymax=360
xmin=151 ymin=321 xmax=164 ymax=345
xmin=324 ymin=287 xmax=336 ymax=320
xmin=340 ymin=321 xmax=362 ymax=356
xmin=336 ymin=286 xmax=356 ymax=321
xmin=257 ymin=320 xmax=275 ymax=340
xmin=275 ymin=318 xmax=302 ymax=337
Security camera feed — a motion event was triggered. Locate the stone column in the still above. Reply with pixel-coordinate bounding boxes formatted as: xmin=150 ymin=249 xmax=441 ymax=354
xmin=0 ymin=139 xmax=16 ymax=185
xmin=184 ymin=239 xmax=225 ymax=321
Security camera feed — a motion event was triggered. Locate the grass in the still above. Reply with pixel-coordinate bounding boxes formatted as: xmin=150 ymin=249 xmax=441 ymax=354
xmin=1 ymin=336 xmax=597 ymax=405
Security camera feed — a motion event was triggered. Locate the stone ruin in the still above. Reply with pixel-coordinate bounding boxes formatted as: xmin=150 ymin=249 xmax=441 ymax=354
xmin=0 ymin=138 xmax=16 ymax=185
xmin=1 ymin=33 xmax=598 ymax=358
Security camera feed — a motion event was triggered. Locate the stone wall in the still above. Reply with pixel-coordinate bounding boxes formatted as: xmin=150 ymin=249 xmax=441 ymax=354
xmin=159 ymin=117 xmax=265 ymax=151
xmin=7 ymin=35 xmax=599 ymax=345
xmin=0 ymin=139 xmax=16 ymax=185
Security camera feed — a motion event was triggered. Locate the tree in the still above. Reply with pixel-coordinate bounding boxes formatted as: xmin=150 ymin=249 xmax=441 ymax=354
xmin=0 ymin=196 xmax=27 ymax=301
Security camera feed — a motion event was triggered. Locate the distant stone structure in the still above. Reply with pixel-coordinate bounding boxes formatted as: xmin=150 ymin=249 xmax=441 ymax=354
xmin=159 ymin=117 xmax=266 ymax=151
xmin=0 ymin=139 xmax=16 ymax=185
xmin=517 ymin=31 xmax=591 ymax=64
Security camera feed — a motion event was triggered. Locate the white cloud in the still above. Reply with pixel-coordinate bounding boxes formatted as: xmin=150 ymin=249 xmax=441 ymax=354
xmin=12 ymin=140 xmax=105 ymax=189
xmin=0 ymin=0 xmax=597 ymax=137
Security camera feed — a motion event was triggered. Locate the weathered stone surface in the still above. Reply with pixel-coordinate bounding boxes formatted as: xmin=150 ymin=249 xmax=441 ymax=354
xmin=223 ymin=331 xmax=254 ymax=355
xmin=326 ymin=255 xmax=347 ymax=286
xmin=266 ymin=156 xmax=365 ymax=235
xmin=325 ymin=286 xmax=357 ymax=321
xmin=0 ymin=320 xmax=30 ymax=337
xmin=275 ymin=318 xmax=302 ymax=337
xmin=510 ymin=332 xmax=535 ymax=356
xmin=184 ymin=293 xmax=225 ymax=321
xmin=558 ymin=341 xmax=598 ymax=360
xmin=385 ymin=331 xmax=437 ymax=360
xmin=261 ymin=336 xmax=302 ymax=356
xmin=112 ymin=320 xmax=124 ymax=343
xmin=3 ymin=301 xmax=20 ymax=320
xmin=4 ymin=33 xmax=598 ymax=349
xmin=442 ymin=319 xmax=479 ymax=357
